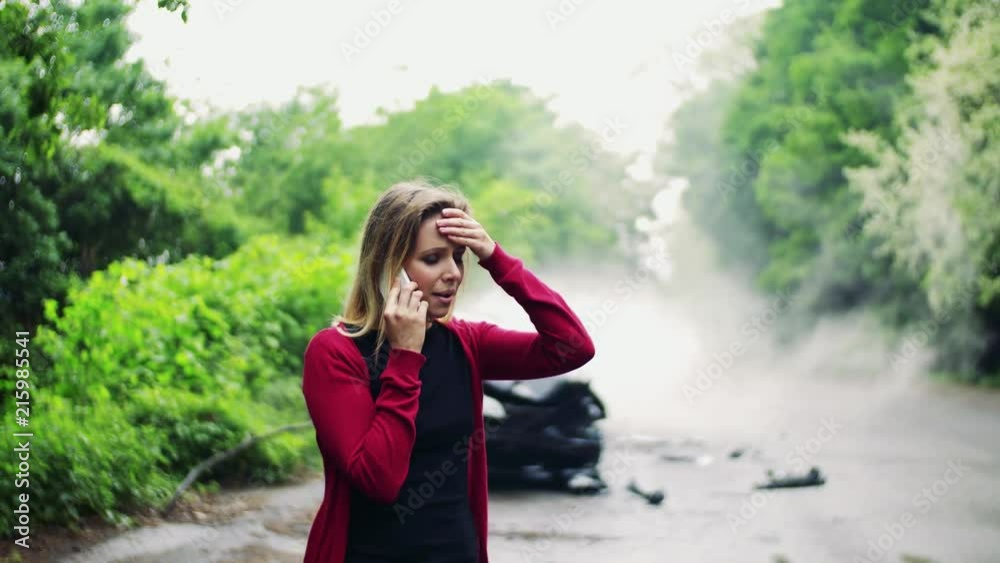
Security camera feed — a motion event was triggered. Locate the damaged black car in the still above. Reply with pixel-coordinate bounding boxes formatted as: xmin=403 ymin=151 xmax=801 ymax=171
xmin=482 ymin=375 xmax=608 ymax=494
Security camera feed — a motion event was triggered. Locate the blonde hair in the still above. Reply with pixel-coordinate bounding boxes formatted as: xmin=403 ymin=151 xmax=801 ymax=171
xmin=332 ymin=178 xmax=472 ymax=354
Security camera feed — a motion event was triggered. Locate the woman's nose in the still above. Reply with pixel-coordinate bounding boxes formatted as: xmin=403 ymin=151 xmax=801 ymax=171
xmin=443 ymin=260 xmax=461 ymax=281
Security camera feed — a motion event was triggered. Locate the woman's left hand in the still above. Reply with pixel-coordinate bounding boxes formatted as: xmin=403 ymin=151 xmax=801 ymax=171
xmin=436 ymin=208 xmax=496 ymax=261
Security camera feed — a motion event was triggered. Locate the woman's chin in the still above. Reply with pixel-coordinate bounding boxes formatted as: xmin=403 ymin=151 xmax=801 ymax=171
xmin=428 ymin=304 xmax=451 ymax=319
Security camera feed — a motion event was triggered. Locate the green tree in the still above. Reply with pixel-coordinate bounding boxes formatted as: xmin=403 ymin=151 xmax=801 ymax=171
xmin=657 ymin=0 xmax=998 ymax=380
xmin=1 ymin=0 xmax=241 ymax=335
xmin=844 ymin=0 xmax=1000 ymax=377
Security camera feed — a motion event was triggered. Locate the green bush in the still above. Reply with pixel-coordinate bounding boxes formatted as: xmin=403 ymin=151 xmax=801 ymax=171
xmin=125 ymin=387 xmax=313 ymax=484
xmin=1 ymin=233 xmax=348 ymax=533
xmin=35 ymin=234 xmax=353 ymax=402
xmin=0 ymin=396 xmax=174 ymax=530
xmin=125 ymin=389 xmax=253 ymax=478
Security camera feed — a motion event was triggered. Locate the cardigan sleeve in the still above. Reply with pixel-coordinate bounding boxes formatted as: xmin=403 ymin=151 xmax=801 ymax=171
xmin=301 ymin=329 xmax=426 ymax=504
xmin=471 ymin=242 xmax=595 ymax=381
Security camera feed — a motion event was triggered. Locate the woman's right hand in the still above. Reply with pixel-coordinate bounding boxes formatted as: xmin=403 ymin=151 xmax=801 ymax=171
xmin=383 ymin=280 xmax=429 ymax=353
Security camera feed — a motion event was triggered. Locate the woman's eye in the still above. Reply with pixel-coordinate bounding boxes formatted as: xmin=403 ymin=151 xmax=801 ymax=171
xmin=423 ymin=253 xmax=464 ymax=266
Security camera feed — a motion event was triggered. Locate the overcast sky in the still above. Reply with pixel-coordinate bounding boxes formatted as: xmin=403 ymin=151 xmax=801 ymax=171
xmin=127 ymin=0 xmax=779 ymax=180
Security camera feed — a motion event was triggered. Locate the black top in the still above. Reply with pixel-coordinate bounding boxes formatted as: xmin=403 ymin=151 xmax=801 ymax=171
xmin=345 ymin=322 xmax=479 ymax=563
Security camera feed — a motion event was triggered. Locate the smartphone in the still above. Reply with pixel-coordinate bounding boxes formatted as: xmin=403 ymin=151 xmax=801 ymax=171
xmin=380 ymin=268 xmax=411 ymax=299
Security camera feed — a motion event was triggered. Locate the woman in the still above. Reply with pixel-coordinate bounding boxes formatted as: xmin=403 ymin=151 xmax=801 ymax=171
xmin=301 ymin=180 xmax=596 ymax=563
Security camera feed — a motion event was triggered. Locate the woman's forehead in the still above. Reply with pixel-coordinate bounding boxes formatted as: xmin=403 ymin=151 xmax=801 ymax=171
xmin=414 ymin=215 xmax=460 ymax=252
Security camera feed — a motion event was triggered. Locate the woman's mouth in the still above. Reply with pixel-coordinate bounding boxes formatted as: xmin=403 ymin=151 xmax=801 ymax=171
xmin=432 ymin=291 xmax=455 ymax=304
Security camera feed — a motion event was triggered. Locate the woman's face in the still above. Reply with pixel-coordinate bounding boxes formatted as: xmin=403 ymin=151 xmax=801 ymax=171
xmin=404 ymin=212 xmax=466 ymax=319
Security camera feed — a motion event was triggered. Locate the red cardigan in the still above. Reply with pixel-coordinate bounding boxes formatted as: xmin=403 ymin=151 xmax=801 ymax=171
xmin=301 ymin=242 xmax=596 ymax=563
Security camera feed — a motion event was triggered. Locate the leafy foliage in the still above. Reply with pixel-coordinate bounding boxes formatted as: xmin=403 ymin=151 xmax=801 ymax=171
xmin=223 ymin=81 xmax=633 ymax=261
xmin=35 ymin=234 xmax=352 ymax=402
xmin=1 ymin=234 xmax=346 ymax=531
xmin=0 ymin=0 xmax=243 ymax=335
xmin=844 ymin=0 xmax=1000 ymax=375
xmin=657 ymin=0 xmax=999 ymax=380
